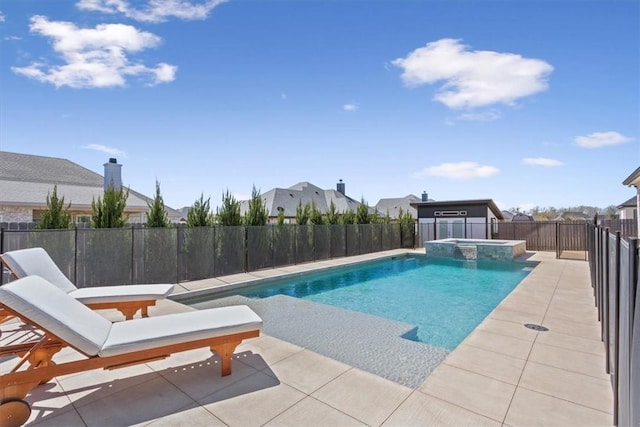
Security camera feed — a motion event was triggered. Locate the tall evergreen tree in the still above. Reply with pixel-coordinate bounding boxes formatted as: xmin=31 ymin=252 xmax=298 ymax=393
xmin=276 ymin=208 xmax=286 ymax=225
xmin=244 ymin=186 xmax=269 ymax=226
xmin=381 ymin=210 xmax=391 ymax=224
xmin=356 ymin=198 xmax=371 ymax=224
xmin=217 ymin=190 xmax=242 ymax=226
xmin=38 ymin=185 xmax=72 ymax=229
xmin=146 ymin=180 xmax=171 ymax=227
xmin=341 ymin=208 xmax=356 ymax=224
xmin=295 ymin=201 xmax=310 ymax=225
xmin=398 ymin=207 xmax=415 ymax=247
xmin=187 ymin=194 xmax=213 ymax=227
xmin=325 ymin=200 xmax=340 ymax=225
xmin=370 ymin=208 xmax=381 ymax=224
xmin=91 ymin=185 xmax=129 ymax=228
xmin=309 ymin=201 xmax=324 ymax=225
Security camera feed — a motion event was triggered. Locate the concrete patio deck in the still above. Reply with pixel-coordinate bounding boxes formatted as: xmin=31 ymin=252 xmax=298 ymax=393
xmin=4 ymin=250 xmax=613 ymax=426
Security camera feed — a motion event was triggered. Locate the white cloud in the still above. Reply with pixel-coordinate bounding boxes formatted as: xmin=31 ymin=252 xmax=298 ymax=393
xmin=82 ymin=143 xmax=127 ymax=157
xmin=11 ymin=15 xmax=177 ymax=88
xmin=0 ymin=12 xmax=5 ymax=22
xmin=455 ymin=110 xmax=501 ymax=122
xmin=574 ymin=131 xmax=633 ymax=148
xmin=343 ymin=103 xmax=358 ymax=111
xmin=522 ymin=157 xmax=564 ymax=167
xmin=413 ymin=161 xmax=500 ymax=180
xmin=392 ymin=38 xmax=553 ymax=109
xmin=77 ymin=0 xmax=227 ymax=23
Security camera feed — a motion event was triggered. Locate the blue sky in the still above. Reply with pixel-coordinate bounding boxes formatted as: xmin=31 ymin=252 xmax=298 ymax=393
xmin=1 ymin=0 xmax=638 ymax=212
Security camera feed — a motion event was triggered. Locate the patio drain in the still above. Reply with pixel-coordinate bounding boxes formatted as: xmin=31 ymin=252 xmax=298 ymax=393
xmin=524 ymin=323 xmax=549 ymax=331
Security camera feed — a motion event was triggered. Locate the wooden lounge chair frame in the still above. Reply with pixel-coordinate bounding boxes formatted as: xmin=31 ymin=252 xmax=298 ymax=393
xmin=0 ymin=247 xmax=175 ymax=320
xmin=0 ymin=276 xmax=262 ymax=426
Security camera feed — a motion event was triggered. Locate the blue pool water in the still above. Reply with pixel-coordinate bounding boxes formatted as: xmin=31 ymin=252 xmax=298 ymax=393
xmin=210 ymin=256 xmax=534 ymax=349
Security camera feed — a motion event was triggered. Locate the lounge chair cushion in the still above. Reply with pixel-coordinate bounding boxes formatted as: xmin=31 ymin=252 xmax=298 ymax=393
xmin=1 ymin=247 xmax=175 ymax=303
xmin=100 ymin=305 xmax=263 ymax=357
xmin=0 ymin=276 xmax=111 ymax=356
xmin=0 ymin=276 xmax=263 ymax=359
xmin=69 ymin=284 xmax=174 ymax=304
xmin=2 ymin=247 xmax=77 ymax=294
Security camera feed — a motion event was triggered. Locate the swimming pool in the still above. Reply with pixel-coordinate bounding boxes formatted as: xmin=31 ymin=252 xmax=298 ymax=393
xmin=190 ymin=255 xmax=535 ymax=350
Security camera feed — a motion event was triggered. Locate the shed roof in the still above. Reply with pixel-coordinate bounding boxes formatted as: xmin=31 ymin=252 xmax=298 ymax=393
xmin=409 ymin=198 xmax=504 ymax=220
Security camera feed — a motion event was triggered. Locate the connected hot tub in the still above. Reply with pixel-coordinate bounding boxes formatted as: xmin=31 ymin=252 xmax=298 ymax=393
xmin=425 ymin=238 xmax=527 ymax=261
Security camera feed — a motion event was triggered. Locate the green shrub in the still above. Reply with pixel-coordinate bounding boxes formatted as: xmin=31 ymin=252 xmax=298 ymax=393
xmin=38 ymin=185 xmax=72 ymax=229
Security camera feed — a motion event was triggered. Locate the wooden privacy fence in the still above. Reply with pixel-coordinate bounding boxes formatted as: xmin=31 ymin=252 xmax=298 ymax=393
xmin=599 ymin=219 xmax=637 ymax=240
xmin=494 ymin=221 xmax=560 ymax=251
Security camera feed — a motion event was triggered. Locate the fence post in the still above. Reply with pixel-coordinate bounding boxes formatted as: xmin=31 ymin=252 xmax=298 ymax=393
xmin=622 ymin=237 xmax=639 ymax=426
xmin=613 ymin=231 xmax=621 ymax=426
xmin=604 ymin=228 xmax=610 ymax=372
xmin=313 ymin=224 xmax=317 ymax=261
xmin=631 ymin=240 xmax=640 ymax=426
xmin=176 ymin=225 xmax=182 ymax=283
xmin=130 ymin=225 xmax=135 ymax=284
xmin=244 ymin=226 xmax=249 ymax=273
xmin=74 ymin=226 xmax=78 ymax=284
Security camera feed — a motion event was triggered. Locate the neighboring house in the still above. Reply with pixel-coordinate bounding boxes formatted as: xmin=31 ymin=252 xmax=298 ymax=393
xmin=553 ymin=211 xmax=591 ymax=221
xmin=501 ymin=210 xmax=515 ymax=221
xmin=512 ymin=212 xmax=534 ymax=222
xmin=617 ymin=196 xmax=637 ymax=221
xmin=239 ymin=180 xmax=363 ymax=224
xmin=411 ymin=198 xmax=504 ymax=241
xmin=0 ymin=151 xmax=182 ymax=225
xmin=623 ymin=166 xmax=640 ymax=234
xmin=374 ymin=193 xmax=426 ymax=220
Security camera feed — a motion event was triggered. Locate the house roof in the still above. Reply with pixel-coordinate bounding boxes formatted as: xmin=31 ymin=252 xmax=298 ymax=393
xmin=623 ymin=166 xmax=640 ymax=187
xmin=374 ymin=195 xmax=421 ymax=219
xmin=501 ymin=210 xmax=515 ymax=220
xmin=239 ymin=181 xmax=362 ymax=217
xmin=409 ymin=198 xmax=504 ymax=220
xmin=0 ymin=151 xmax=182 ymax=219
xmin=617 ymin=196 xmax=637 ymax=209
xmin=511 ymin=212 xmax=534 ymax=222
xmin=553 ymin=211 xmax=591 ymax=221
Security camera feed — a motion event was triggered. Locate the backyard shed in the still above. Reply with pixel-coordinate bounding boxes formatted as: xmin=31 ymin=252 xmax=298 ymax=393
xmin=410 ymin=199 xmax=504 ymax=244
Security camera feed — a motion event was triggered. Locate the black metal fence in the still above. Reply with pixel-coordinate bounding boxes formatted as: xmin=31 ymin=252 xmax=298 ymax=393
xmin=0 ymin=223 xmax=411 ymax=286
xmin=588 ymin=225 xmax=639 ymax=426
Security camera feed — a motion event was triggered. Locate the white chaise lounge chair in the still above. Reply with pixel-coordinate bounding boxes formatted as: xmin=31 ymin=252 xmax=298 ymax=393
xmin=0 ymin=275 xmax=262 ymax=426
xmin=1 ymin=247 xmax=174 ymax=320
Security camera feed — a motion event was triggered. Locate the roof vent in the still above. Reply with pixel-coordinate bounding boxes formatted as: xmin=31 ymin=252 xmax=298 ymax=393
xmin=337 ymin=179 xmax=345 ymax=195
xmin=422 ymin=191 xmax=428 ymax=202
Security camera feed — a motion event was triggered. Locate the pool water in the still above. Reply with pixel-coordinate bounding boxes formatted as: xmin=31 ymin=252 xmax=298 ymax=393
xmin=210 ymin=256 xmax=534 ymax=350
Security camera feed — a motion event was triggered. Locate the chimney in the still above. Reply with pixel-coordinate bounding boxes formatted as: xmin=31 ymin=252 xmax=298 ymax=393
xmin=422 ymin=191 xmax=428 ymax=202
xmin=336 ymin=179 xmax=345 ymax=195
xmin=104 ymin=158 xmax=122 ymax=191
